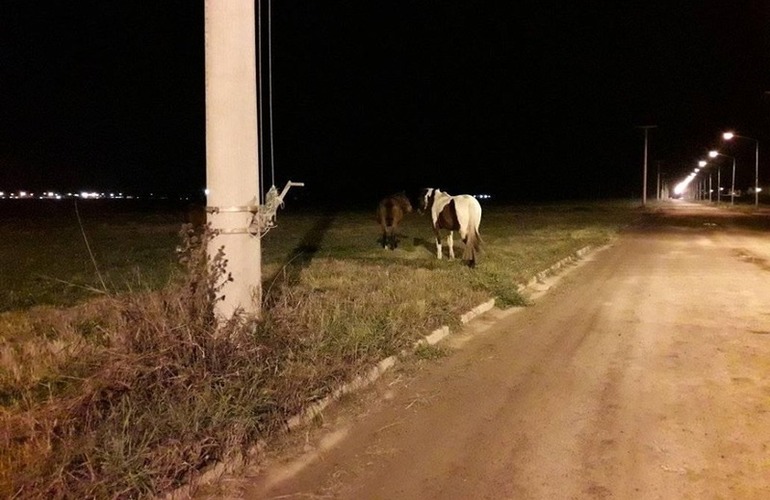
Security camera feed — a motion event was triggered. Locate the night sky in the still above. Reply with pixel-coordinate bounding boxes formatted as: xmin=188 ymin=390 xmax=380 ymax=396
xmin=2 ymin=1 xmax=770 ymax=205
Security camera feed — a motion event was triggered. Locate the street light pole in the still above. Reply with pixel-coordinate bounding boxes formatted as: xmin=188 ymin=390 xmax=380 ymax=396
xmin=717 ymin=164 xmax=721 ymax=205
xmin=637 ymin=125 xmax=657 ymax=206
xmin=755 ymin=140 xmax=759 ymax=206
xmin=723 ymin=132 xmax=759 ymax=206
xmin=732 ymin=157 xmax=737 ymax=206
xmin=695 ymin=160 xmax=711 ymax=201
xmin=709 ymin=150 xmax=736 ymax=206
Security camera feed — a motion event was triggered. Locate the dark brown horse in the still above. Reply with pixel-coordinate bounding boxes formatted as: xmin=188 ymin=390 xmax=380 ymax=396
xmin=376 ymin=192 xmax=413 ymax=250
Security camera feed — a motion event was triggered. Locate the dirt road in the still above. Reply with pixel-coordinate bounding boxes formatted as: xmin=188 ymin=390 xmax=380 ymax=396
xmin=198 ymin=201 xmax=770 ymax=499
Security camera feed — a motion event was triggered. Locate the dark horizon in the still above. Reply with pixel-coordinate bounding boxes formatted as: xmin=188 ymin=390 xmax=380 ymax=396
xmin=2 ymin=2 xmax=770 ymax=205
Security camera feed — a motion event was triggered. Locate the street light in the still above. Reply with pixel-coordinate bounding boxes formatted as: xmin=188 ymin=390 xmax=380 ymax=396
xmin=709 ymin=150 xmax=736 ymax=205
xmin=701 ymin=159 xmax=722 ymax=205
xmin=674 ymin=170 xmax=698 ymax=198
xmin=722 ymin=132 xmax=759 ymax=206
xmin=697 ymin=160 xmax=715 ymax=202
xmin=693 ymin=166 xmax=704 ymax=200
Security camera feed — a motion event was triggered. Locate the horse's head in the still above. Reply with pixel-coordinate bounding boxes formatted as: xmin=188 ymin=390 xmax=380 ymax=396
xmin=417 ymin=188 xmax=436 ymax=214
xmin=398 ymin=193 xmax=414 ymax=213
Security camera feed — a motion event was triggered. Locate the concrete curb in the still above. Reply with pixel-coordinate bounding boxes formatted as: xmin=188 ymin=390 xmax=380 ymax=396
xmin=164 ymin=245 xmax=593 ymax=498
xmin=284 ymin=245 xmax=593 ymax=431
xmin=518 ymin=245 xmax=592 ymax=292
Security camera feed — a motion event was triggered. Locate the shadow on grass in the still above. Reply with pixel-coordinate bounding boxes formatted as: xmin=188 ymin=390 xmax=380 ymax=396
xmin=413 ymin=236 xmax=435 ymax=254
xmin=263 ymin=213 xmax=337 ymax=290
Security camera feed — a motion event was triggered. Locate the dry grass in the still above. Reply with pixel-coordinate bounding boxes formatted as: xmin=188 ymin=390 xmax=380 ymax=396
xmin=0 ymin=201 xmax=639 ymax=498
xmin=0 ymin=227 xmax=491 ymax=498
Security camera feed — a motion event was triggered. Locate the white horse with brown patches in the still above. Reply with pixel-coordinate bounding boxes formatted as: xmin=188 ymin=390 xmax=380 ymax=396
xmin=418 ymin=188 xmax=483 ymax=268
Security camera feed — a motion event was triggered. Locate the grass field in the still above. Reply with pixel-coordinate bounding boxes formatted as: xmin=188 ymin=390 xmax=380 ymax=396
xmin=0 ymin=199 xmax=186 ymax=312
xmin=0 ymin=198 xmax=641 ymax=498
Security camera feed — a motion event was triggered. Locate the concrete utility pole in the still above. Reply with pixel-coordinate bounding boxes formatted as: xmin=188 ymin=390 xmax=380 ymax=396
xmin=204 ymin=1 xmax=262 ymax=319
xmin=637 ymin=125 xmax=657 ymax=206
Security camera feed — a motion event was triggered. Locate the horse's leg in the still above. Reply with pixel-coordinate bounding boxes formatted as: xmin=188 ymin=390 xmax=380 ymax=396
xmin=461 ymin=227 xmax=473 ymax=267
xmin=447 ymin=231 xmax=455 ymax=260
xmin=459 ymin=226 xmax=468 ymax=263
xmin=433 ymin=230 xmax=442 ymax=259
xmin=383 ymin=222 xmax=394 ymax=249
xmin=391 ymin=213 xmax=401 ymax=250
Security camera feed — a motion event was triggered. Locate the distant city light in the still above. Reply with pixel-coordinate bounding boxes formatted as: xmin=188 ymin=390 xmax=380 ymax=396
xmin=0 ymin=189 xmax=198 ymax=202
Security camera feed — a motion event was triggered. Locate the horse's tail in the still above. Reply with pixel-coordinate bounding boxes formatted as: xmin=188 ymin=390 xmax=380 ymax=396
xmin=383 ymin=199 xmax=398 ymax=227
xmin=376 ymin=203 xmax=392 ymax=227
xmin=462 ymin=198 xmax=482 ymax=267
xmin=462 ymin=223 xmax=481 ymax=267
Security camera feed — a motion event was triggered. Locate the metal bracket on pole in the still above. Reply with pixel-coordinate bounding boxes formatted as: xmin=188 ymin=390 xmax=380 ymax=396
xmin=205 ymin=205 xmax=259 ymax=214
xmin=203 ymin=204 xmax=260 ymax=235
xmin=249 ymin=180 xmax=305 ymax=237
xmin=204 ymin=181 xmax=304 ymax=237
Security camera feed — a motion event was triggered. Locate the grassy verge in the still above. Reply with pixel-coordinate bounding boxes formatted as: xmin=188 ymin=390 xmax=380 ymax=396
xmin=0 ymin=200 xmax=639 ymax=498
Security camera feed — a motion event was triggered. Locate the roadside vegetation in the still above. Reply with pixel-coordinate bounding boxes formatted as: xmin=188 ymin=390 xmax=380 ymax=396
xmin=0 ymin=198 xmax=639 ymax=498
